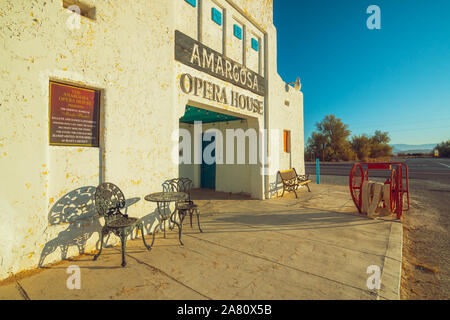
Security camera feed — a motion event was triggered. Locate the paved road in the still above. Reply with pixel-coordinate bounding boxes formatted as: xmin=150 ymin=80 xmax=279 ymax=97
xmin=306 ymin=157 xmax=450 ymax=184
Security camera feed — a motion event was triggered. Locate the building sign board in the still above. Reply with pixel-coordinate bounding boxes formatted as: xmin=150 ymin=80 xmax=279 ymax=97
xmin=49 ymin=81 xmax=100 ymax=147
xmin=175 ymin=30 xmax=265 ymax=96
xmin=179 ymin=73 xmax=264 ymax=115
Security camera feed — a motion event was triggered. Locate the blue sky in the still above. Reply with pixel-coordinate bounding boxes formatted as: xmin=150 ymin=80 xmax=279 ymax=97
xmin=273 ymin=0 xmax=450 ymax=145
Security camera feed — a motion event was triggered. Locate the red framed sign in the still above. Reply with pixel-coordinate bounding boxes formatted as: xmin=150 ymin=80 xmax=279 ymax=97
xmin=49 ymin=81 xmax=100 ymax=147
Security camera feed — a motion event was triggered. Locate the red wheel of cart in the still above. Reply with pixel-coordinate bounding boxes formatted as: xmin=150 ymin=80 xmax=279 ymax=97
xmin=396 ymin=165 xmax=404 ymax=219
xmin=349 ymin=163 xmax=364 ymax=213
xmin=348 ymin=162 xmax=410 ymax=219
xmin=397 ymin=190 xmax=404 ymax=219
xmin=390 ymin=169 xmax=397 ymax=213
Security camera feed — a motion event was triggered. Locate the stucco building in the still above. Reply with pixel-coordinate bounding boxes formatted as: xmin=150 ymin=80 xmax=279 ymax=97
xmin=0 ymin=0 xmax=304 ymax=280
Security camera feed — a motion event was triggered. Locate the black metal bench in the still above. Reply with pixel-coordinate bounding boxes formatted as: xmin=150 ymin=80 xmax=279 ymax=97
xmin=277 ymin=168 xmax=312 ymax=198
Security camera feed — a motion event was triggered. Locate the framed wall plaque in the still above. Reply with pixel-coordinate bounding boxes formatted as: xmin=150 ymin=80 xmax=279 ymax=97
xmin=49 ymin=81 xmax=100 ymax=147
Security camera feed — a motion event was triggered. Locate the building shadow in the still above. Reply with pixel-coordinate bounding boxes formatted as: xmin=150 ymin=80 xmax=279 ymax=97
xmin=213 ymin=210 xmax=369 ymax=227
xmin=201 ymin=209 xmax=388 ymax=236
xmin=190 ymin=188 xmax=255 ymax=201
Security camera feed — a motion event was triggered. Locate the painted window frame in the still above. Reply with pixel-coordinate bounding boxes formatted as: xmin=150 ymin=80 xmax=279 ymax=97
xmin=251 ymin=38 xmax=259 ymax=51
xmin=184 ymin=0 xmax=196 ymax=8
xmin=233 ymin=24 xmax=242 ymax=40
xmin=284 ymin=130 xmax=291 ymax=153
xmin=211 ymin=7 xmax=222 ymax=26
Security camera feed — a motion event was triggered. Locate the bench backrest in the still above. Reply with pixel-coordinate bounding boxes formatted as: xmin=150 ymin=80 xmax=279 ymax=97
xmin=278 ymin=168 xmax=298 ymax=181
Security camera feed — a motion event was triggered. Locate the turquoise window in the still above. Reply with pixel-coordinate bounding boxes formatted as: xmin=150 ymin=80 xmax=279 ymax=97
xmin=233 ymin=24 xmax=242 ymax=40
xmin=185 ymin=0 xmax=196 ymax=7
xmin=211 ymin=7 xmax=222 ymax=26
xmin=251 ymin=38 xmax=259 ymax=51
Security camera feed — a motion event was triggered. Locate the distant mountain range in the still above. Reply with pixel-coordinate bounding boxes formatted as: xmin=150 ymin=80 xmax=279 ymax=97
xmin=390 ymin=143 xmax=438 ymax=154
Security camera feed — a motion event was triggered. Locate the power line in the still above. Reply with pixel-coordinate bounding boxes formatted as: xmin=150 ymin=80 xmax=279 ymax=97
xmin=347 ymin=117 xmax=450 ymax=131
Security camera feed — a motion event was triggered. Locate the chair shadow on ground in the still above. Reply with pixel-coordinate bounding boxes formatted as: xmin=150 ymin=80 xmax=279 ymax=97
xmin=268 ymin=177 xmax=283 ymax=198
xmin=39 ymin=186 xmax=154 ymax=268
xmin=39 ymin=186 xmax=101 ymax=268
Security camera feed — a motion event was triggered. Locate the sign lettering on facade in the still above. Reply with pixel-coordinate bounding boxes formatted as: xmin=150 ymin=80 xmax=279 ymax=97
xmin=179 ymin=73 xmax=263 ymax=115
xmin=49 ymin=81 xmax=100 ymax=147
xmin=175 ymin=30 xmax=265 ymax=96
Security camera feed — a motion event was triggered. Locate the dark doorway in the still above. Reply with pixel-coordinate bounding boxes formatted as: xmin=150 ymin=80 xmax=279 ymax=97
xmin=201 ymin=133 xmax=216 ymax=189
xmin=179 ymin=105 xmax=245 ymax=190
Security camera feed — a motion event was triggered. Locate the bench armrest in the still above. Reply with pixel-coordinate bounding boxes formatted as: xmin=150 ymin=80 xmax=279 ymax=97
xmin=297 ymin=174 xmax=310 ymax=182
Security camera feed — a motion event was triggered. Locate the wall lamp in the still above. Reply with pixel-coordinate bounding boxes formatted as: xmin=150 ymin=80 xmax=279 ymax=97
xmin=287 ymin=77 xmax=302 ymax=91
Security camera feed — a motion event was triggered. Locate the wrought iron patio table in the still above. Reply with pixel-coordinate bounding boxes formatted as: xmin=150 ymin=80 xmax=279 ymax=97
xmin=144 ymin=191 xmax=188 ymax=247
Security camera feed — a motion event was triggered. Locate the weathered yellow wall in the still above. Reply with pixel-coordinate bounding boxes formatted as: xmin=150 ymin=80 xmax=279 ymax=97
xmin=230 ymin=0 xmax=273 ymax=30
xmin=0 ymin=0 xmax=303 ymax=280
xmin=0 ymin=0 xmax=177 ymax=280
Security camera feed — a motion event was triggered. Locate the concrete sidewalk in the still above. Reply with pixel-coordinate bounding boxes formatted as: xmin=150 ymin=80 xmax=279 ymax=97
xmin=0 ymin=183 xmax=402 ymax=300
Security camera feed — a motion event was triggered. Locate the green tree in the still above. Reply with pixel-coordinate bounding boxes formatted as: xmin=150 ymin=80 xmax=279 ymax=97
xmin=350 ymin=134 xmax=371 ymax=161
xmin=306 ymin=114 xmax=354 ymax=161
xmin=306 ymin=132 xmax=327 ymax=161
xmin=369 ymin=130 xmax=392 ymax=158
xmin=436 ymin=140 xmax=450 ymax=157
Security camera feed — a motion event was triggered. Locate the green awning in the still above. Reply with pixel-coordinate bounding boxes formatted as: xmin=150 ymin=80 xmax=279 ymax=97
xmin=179 ymin=105 xmax=244 ymax=124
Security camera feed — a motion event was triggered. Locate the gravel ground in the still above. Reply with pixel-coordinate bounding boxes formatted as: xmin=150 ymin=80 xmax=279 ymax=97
xmin=400 ymin=180 xmax=450 ymax=299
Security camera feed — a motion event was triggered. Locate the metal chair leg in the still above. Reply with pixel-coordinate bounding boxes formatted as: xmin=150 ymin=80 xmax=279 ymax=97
xmin=178 ymin=222 xmax=184 ymax=246
xmin=179 ymin=210 xmax=186 ymax=226
xmin=94 ymin=229 xmax=106 ymax=261
xmin=168 ymin=216 xmax=174 ymax=230
xmin=163 ymin=219 xmax=167 ymax=238
xmin=195 ymin=208 xmax=203 ymax=233
xmin=120 ymin=233 xmax=127 ymax=267
xmin=170 ymin=212 xmax=184 ymax=246
xmin=140 ymin=223 xmax=151 ymax=250
xmin=150 ymin=221 xmax=162 ymax=248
